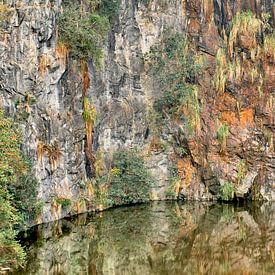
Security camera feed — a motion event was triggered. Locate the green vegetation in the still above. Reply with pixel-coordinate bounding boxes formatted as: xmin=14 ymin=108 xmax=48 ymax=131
xmin=237 ymin=160 xmax=247 ymax=185
xmin=165 ymin=164 xmax=180 ymax=199
xmin=213 ymin=48 xmax=227 ymax=94
xmin=83 ymin=97 xmax=97 ymax=123
xmin=217 ymin=123 xmax=229 ymax=153
xmin=263 ymin=127 xmax=274 ymax=153
xmin=219 ymin=181 xmax=234 ymax=201
xmin=58 ymin=0 xmax=110 ymax=64
xmin=0 ymin=110 xmax=27 ymax=268
xmin=148 ymin=33 xmax=202 ymax=135
xmin=97 ymin=0 xmax=120 ymax=20
xmin=0 ymin=109 xmax=41 ymax=269
xmin=214 ymin=11 xmax=267 ymax=93
xmin=213 ymin=48 xmax=243 ymax=93
xmin=14 ymin=93 xmax=37 ymax=121
xmin=54 ymin=197 xmax=72 ymax=208
xmin=228 ymin=11 xmax=262 ymax=56
xmin=83 ymin=97 xmax=97 ymax=146
xmin=0 ymin=192 xmax=26 ymax=269
xmin=263 ymin=34 xmax=275 ymax=60
xmin=95 ymin=149 xmax=155 ymax=206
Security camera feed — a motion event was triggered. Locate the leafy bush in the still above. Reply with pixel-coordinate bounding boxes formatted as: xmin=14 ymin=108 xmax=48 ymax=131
xmin=0 ymin=110 xmax=42 ymax=269
xmin=0 ymin=110 xmax=28 ymax=268
xmin=0 ymin=193 xmax=26 ymax=269
xmin=54 ymin=197 xmax=72 ymax=208
xmin=219 ymin=182 xmax=235 ymax=201
xmin=108 ymin=149 xmax=155 ymax=205
xmin=8 ymin=173 xmax=39 ymax=223
xmin=97 ymin=0 xmax=120 ymax=20
xmin=58 ymin=1 xmax=109 ymax=64
xmin=96 ymin=149 xmax=155 ymax=206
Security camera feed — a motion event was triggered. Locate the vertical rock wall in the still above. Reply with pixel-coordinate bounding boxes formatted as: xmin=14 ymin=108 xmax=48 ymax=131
xmin=0 ymin=0 xmax=86 ymax=223
xmin=0 ymin=0 xmax=274 ymax=224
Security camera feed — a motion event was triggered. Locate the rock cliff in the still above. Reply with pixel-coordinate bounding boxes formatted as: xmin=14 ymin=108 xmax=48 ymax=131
xmin=0 ymin=0 xmax=274 ymax=224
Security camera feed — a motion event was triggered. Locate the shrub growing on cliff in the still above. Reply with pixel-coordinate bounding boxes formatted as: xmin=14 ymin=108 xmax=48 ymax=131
xmin=213 ymin=48 xmax=227 ymax=94
xmin=219 ymin=182 xmax=235 ymax=201
xmin=217 ymin=123 xmax=229 ymax=153
xmin=148 ymin=33 xmax=202 ymax=135
xmin=165 ymin=164 xmax=180 ymax=199
xmin=97 ymin=0 xmax=120 ymax=20
xmin=0 ymin=109 xmax=41 ymax=269
xmin=58 ymin=1 xmax=109 ymax=64
xmin=108 ymin=149 xmax=154 ymax=205
xmin=0 ymin=191 xmax=26 ymax=269
xmin=263 ymin=34 xmax=275 ymax=61
xmin=228 ymin=11 xmax=262 ymax=57
xmin=0 ymin=110 xmax=27 ymax=268
xmin=96 ymin=149 xmax=155 ymax=206
xmin=237 ymin=160 xmax=247 ymax=185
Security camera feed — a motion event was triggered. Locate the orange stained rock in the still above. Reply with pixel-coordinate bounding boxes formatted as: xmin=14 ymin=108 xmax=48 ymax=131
xmin=81 ymin=61 xmax=90 ymax=95
xmin=39 ymin=54 xmax=52 ymax=75
xmin=216 ymin=92 xmax=237 ymax=110
xmin=221 ymin=111 xmax=238 ymax=125
xmin=55 ymin=42 xmax=68 ymax=65
xmin=239 ymin=108 xmax=254 ymax=127
xmin=203 ymin=0 xmax=214 ymax=22
xmin=221 ymin=108 xmax=254 ymax=128
xmin=177 ymin=158 xmax=195 ymax=189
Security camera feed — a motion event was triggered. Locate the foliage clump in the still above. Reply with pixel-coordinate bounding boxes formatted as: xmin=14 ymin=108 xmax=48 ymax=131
xmin=83 ymin=97 xmax=97 ymax=147
xmin=95 ymin=149 xmax=155 ymax=207
xmin=263 ymin=34 xmax=275 ymax=61
xmin=148 ymin=33 xmax=202 ymax=135
xmin=228 ymin=11 xmax=262 ymax=57
xmin=237 ymin=160 xmax=247 ymax=185
xmin=213 ymin=48 xmax=227 ymax=94
xmin=217 ymin=123 xmax=229 ymax=153
xmin=0 ymin=110 xmax=41 ymax=269
xmin=96 ymin=0 xmax=120 ymax=20
xmin=58 ymin=1 xmax=110 ymax=64
xmin=54 ymin=197 xmax=71 ymax=208
xmin=165 ymin=164 xmax=180 ymax=199
xmin=0 ymin=110 xmax=28 ymax=269
xmin=219 ymin=181 xmax=235 ymax=201
xmin=213 ymin=11 xmax=268 ymax=94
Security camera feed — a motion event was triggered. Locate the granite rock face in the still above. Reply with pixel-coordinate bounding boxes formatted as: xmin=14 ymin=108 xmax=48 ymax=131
xmin=0 ymin=0 xmax=274 ymax=224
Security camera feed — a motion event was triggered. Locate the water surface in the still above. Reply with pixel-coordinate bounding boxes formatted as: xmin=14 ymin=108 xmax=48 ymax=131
xmin=16 ymin=202 xmax=275 ymax=274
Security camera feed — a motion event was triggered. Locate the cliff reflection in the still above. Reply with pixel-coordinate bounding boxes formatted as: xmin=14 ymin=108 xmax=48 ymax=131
xmin=16 ymin=202 xmax=275 ymax=275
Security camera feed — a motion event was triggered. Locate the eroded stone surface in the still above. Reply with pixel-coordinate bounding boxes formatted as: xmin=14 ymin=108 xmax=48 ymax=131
xmin=0 ymin=0 xmax=274 ymax=224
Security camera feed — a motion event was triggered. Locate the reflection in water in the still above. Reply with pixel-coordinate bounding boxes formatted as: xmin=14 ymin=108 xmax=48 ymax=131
xmin=16 ymin=202 xmax=275 ymax=274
